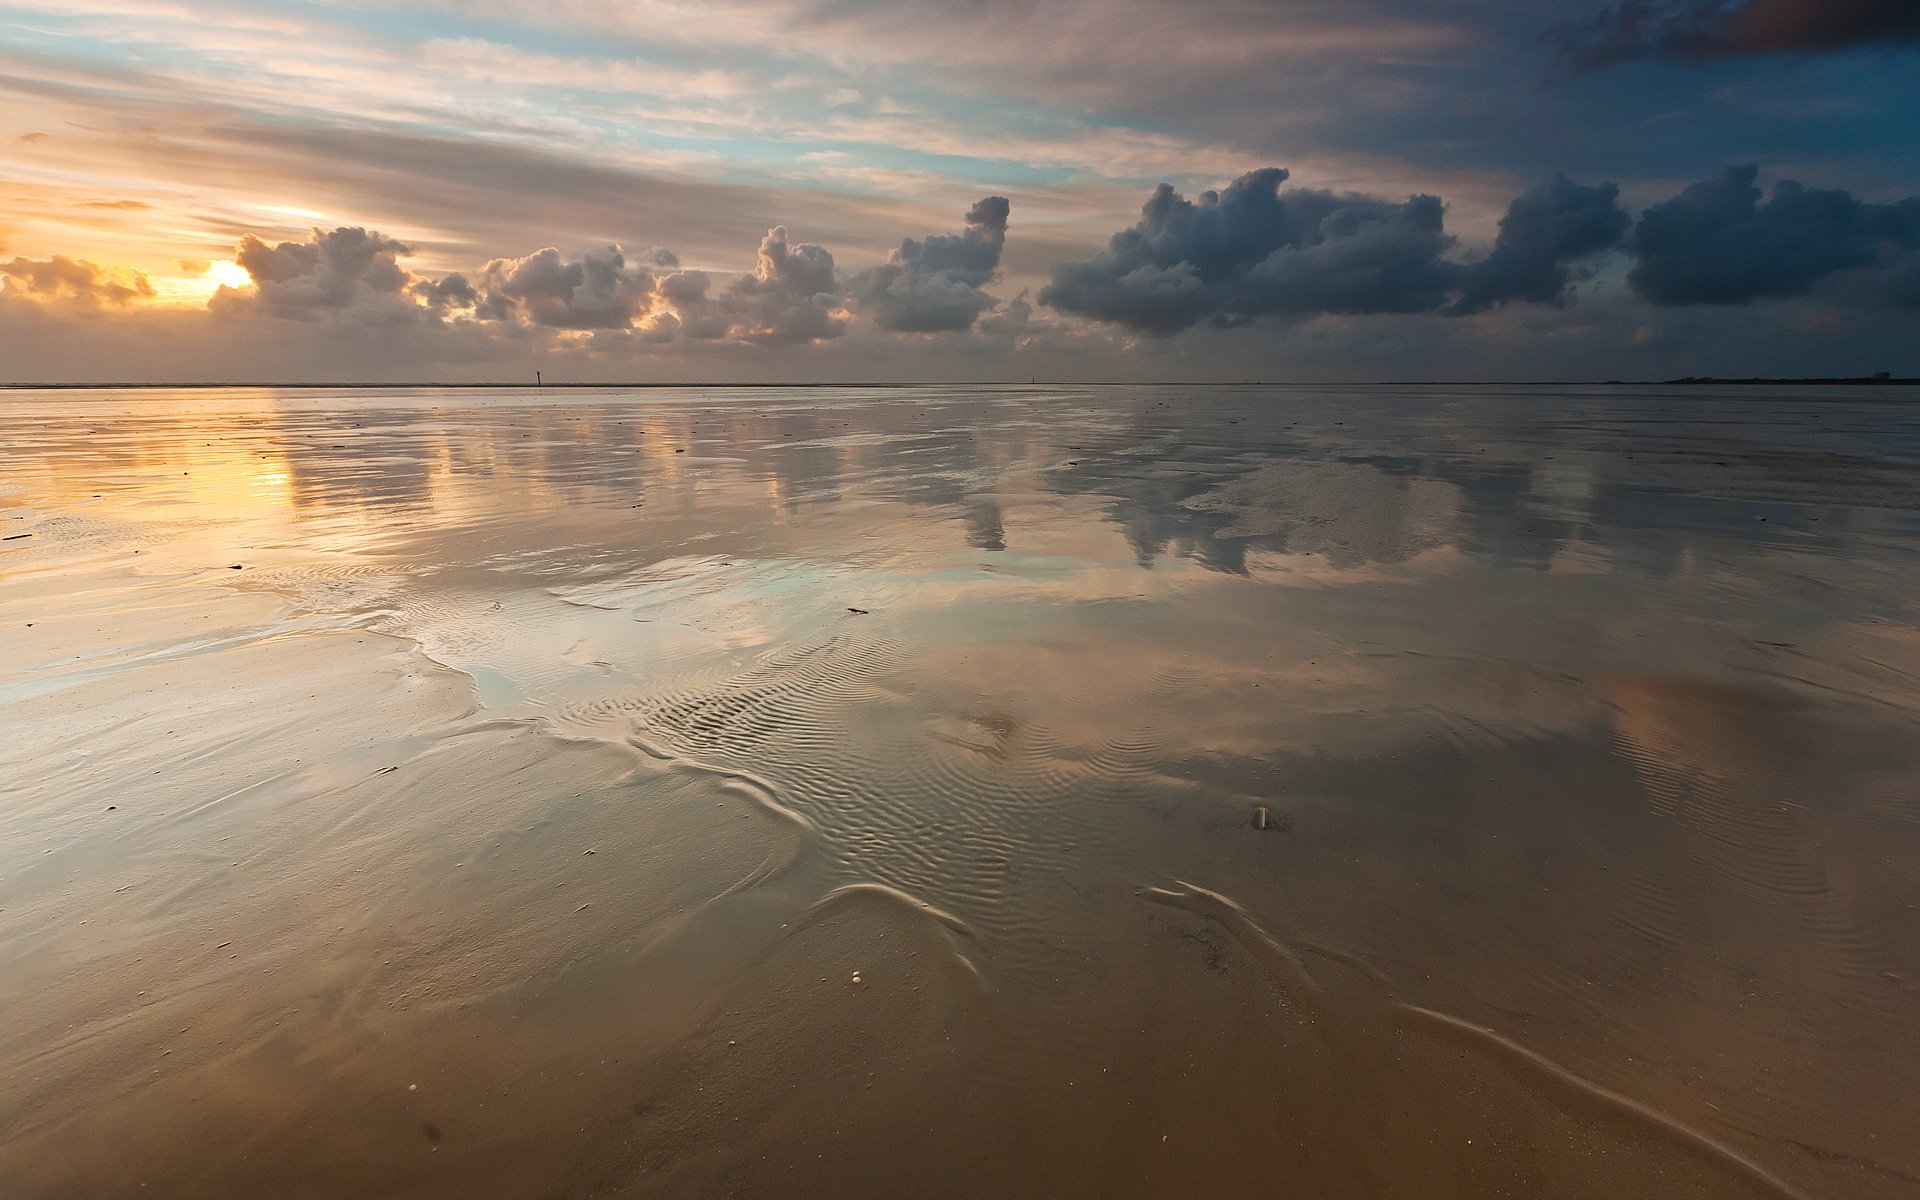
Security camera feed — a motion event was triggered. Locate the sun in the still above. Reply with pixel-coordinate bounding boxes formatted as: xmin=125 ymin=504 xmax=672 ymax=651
xmin=144 ymin=259 xmax=256 ymax=306
xmin=205 ymin=260 xmax=252 ymax=289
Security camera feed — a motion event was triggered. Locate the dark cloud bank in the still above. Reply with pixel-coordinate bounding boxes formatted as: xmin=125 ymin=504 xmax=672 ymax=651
xmin=1561 ymin=0 xmax=1920 ymax=68
xmin=1037 ymin=164 xmax=1920 ymax=335
xmin=1629 ymin=165 xmax=1920 ymax=306
xmin=1038 ymin=168 xmax=1630 ymax=333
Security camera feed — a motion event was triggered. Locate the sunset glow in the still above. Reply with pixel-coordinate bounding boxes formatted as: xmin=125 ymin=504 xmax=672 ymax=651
xmin=0 ymin=0 xmax=1914 ymax=382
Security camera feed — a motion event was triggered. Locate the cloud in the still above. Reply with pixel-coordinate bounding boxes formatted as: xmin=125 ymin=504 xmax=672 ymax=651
xmin=657 ymin=269 xmax=712 ymax=308
xmin=217 ymin=226 xmax=425 ymax=323
xmin=854 ymin=196 xmax=1010 ymax=332
xmin=1040 ymin=168 xmax=1624 ymax=334
xmin=0 ymin=254 xmax=154 ymax=308
xmin=1627 ymin=165 xmax=1920 ymax=305
xmin=210 ymin=228 xmax=692 ymax=334
xmin=1452 ymin=175 xmax=1630 ymax=314
xmin=413 ymin=271 xmax=480 ymax=313
xmin=1560 ymin=0 xmax=1920 ymax=68
xmin=475 ymin=245 xmax=677 ymax=329
xmin=424 ymin=0 xmax=1469 ymax=155
xmin=1040 ymin=169 xmax=1464 ymax=335
xmin=195 ymin=220 xmax=858 ymax=344
xmin=718 ymin=226 xmax=845 ymax=344
xmin=978 ymin=292 xmax=1033 ymax=338
xmin=654 ymin=269 xmax=729 ymax=339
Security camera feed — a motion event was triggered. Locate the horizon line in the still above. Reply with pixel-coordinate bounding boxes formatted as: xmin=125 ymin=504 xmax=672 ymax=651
xmin=4 ymin=377 xmax=1917 ymax=391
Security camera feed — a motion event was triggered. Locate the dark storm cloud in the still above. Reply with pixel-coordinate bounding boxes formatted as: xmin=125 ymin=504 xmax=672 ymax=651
xmin=220 ymin=226 xmax=423 ymax=322
xmin=1041 ymin=168 xmax=1627 ymax=334
xmin=1452 ymin=175 xmax=1630 ymax=314
xmin=1627 ymin=165 xmax=1920 ymax=305
xmin=1038 ymin=169 xmax=1457 ymax=335
xmin=854 ymin=196 xmax=1011 ymax=333
xmin=719 ymin=226 xmax=845 ymax=344
xmin=0 ymin=254 xmax=154 ymax=308
xmin=1561 ymin=0 xmax=1920 ymax=68
xmin=476 ymin=245 xmax=678 ymax=329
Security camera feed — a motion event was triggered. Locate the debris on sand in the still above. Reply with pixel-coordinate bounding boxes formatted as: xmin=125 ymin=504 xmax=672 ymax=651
xmin=847 ymin=607 xmax=870 ymax=615
xmin=1252 ymin=806 xmax=1291 ymax=833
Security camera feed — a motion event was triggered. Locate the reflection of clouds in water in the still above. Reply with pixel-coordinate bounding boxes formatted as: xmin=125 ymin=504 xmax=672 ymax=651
xmin=1180 ymin=459 xmax=1460 ymax=567
xmin=1529 ymin=456 xmax=1598 ymax=517
xmin=12 ymin=384 xmax=1920 ymax=590
xmin=962 ymin=500 xmax=1006 ymax=551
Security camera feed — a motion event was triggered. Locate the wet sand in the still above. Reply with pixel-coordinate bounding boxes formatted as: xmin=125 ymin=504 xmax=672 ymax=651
xmin=2 ymin=383 xmax=1918 ymax=1198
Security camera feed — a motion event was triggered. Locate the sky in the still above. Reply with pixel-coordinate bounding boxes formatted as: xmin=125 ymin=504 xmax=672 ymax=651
xmin=1 ymin=0 xmax=1916 ymax=383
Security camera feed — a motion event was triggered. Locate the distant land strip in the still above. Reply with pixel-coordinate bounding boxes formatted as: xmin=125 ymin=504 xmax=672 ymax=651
xmin=1659 ymin=376 xmax=1918 ymax=385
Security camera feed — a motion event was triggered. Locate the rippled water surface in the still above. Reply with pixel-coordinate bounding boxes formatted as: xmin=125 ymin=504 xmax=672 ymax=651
xmin=4 ymin=384 xmax=1920 ymax=1199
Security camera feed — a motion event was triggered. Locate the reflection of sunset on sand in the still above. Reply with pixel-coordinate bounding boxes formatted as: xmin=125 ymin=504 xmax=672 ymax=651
xmin=4 ymin=384 xmax=1920 ymax=1199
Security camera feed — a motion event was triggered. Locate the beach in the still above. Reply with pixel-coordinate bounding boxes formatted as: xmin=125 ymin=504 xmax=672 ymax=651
xmin=3 ymin=383 xmax=1918 ymax=1198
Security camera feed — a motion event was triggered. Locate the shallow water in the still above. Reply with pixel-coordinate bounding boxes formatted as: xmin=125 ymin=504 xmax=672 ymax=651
xmin=3 ymin=383 xmax=1919 ymax=1199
